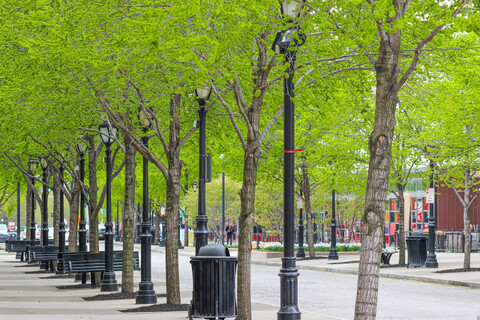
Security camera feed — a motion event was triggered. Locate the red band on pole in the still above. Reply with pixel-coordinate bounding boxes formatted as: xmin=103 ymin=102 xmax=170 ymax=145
xmin=284 ymin=149 xmax=303 ymax=153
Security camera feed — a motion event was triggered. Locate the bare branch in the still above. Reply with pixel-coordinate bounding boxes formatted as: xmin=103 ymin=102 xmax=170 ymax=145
xmin=212 ymin=84 xmax=247 ymax=151
xmin=395 ymin=1 xmax=467 ymax=90
xmin=259 ymin=104 xmax=284 ymax=144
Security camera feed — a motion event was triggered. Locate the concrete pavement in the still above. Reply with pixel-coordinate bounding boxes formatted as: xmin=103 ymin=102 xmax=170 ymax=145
xmin=0 ymin=242 xmax=479 ymax=320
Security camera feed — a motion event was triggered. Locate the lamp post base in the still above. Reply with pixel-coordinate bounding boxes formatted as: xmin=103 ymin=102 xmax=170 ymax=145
xmin=328 ymin=248 xmax=338 ymax=260
xmin=296 ymin=246 xmax=305 ymax=258
xmin=425 ymin=253 xmax=438 ymax=268
xmin=136 ymin=282 xmax=157 ymax=304
xmin=100 ymin=272 xmax=118 ymax=292
xmin=278 ymin=257 xmax=301 ymax=320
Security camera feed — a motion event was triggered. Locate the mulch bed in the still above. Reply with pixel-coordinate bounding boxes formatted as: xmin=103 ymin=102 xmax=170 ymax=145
xmin=56 ymin=284 xmax=92 ymax=290
xmin=435 ymin=267 xmax=480 ymax=274
xmin=84 ymin=292 xmax=166 ymax=301
xmin=297 ymin=256 xmax=328 ymax=261
xmin=121 ymin=303 xmax=190 ymax=313
xmin=40 ymin=274 xmax=75 ymax=279
xmin=25 ymin=270 xmax=54 ymax=274
xmin=329 ymin=260 xmax=359 ymax=265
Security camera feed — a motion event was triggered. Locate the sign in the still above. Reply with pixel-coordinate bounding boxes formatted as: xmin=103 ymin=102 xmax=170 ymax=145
xmin=412 ymin=224 xmax=417 ymax=231
xmin=426 ymin=188 xmax=435 ymax=204
xmin=8 ymin=222 xmax=14 ymax=231
xmin=296 ymin=197 xmax=304 ymax=209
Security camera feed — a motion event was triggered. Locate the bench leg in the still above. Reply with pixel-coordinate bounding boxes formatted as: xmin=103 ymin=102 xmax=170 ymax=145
xmin=90 ymin=272 xmax=96 ymax=289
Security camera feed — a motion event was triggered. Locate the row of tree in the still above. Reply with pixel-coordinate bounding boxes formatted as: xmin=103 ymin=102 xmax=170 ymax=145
xmin=0 ymin=1 xmax=478 ymax=319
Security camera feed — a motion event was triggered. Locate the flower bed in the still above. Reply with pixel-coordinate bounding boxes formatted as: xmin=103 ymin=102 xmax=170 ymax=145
xmin=260 ymin=242 xmax=361 ymax=252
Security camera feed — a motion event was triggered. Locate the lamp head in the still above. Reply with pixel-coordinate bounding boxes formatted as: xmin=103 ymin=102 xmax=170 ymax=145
xmin=279 ymin=0 xmax=305 ymax=19
xmin=76 ymin=136 xmax=87 ymax=155
xmin=28 ymin=159 xmax=38 ymax=173
xmin=138 ymin=106 xmax=153 ymax=129
xmin=40 ymin=157 xmax=48 ymax=170
xmin=191 ymin=181 xmax=198 ymax=190
xmin=99 ymin=120 xmax=117 ymax=146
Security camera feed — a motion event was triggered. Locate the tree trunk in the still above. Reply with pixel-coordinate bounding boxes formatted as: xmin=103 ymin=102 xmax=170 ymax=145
xmin=53 ymin=173 xmax=61 ymax=247
xmin=26 ymin=180 xmax=33 ymax=240
xmin=87 ymin=135 xmax=100 ymax=254
xmin=396 ymin=183 xmax=406 ymax=266
xmin=237 ymin=141 xmax=261 ymax=320
xmin=303 ymin=168 xmax=315 ymax=258
xmin=354 ymin=30 xmax=400 ymax=320
xmin=122 ymin=134 xmax=136 ymax=293
xmin=87 ymin=135 xmax=101 ymax=287
xmin=154 ymin=211 xmax=160 ymax=245
xmin=463 ymin=171 xmax=471 ymax=269
xmin=165 ymin=170 xmax=181 ymax=304
xmin=68 ymin=179 xmax=80 ymax=253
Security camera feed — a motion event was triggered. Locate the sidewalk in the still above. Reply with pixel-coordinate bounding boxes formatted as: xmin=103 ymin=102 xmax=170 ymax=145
xmin=0 ymin=243 xmax=327 ymax=320
xmin=176 ymin=244 xmax=480 ymax=289
xmin=1 ymin=242 xmax=479 ymax=320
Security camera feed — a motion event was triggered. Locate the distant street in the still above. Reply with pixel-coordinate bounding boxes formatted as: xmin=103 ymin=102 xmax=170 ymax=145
xmin=150 ymin=249 xmax=480 ymax=320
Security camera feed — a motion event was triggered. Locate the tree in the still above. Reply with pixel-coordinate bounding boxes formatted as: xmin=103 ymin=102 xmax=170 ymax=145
xmin=307 ymin=0 xmax=470 ymax=318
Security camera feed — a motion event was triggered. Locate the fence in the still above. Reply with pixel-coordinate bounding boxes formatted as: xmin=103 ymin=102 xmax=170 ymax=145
xmin=435 ymin=231 xmax=480 ymax=252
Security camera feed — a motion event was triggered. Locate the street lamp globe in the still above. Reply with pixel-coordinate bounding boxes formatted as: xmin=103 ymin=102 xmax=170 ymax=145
xmin=280 ymin=0 xmax=305 ymax=19
xmin=99 ymin=121 xmax=117 ymax=146
xmin=40 ymin=157 xmax=48 ymax=170
xmin=76 ymin=137 xmax=87 ymax=156
xmin=138 ymin=106 xmax=153 ymax=129
xmin=191 ymin=181 xmax=198 ymax=191
xmin=194 ymin=84 xmax=212 ymax=101
xmin=28 ymin=159 xmax=38 ymax=173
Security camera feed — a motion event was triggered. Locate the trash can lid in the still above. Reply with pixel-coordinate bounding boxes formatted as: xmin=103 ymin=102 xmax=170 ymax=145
xmin=198 ymin=244 xmax=230 ymax=257
xmin=409 ymin=231 xmax=426 ymax=237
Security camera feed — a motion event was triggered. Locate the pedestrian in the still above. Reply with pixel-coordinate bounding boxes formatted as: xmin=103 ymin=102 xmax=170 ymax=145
xmin=226 ymin=224 xmax=234 ymax=246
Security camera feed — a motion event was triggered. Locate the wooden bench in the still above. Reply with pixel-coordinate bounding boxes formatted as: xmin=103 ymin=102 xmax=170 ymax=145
xmin=57 ymin=251 xmax=139 ymax=288
xmin=381 ymin=251 xmax=397 ymax=265
xmin=8 ymin=240 xmax=41 ymax=261
xmin=25 ymin=240 xmax=54 ymax=262
xmin=28 ymin=246 xmax=65 ymax=271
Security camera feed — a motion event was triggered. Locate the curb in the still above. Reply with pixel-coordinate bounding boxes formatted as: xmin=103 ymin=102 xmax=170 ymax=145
xmin=250 ymin=260 xmax=480 ymax=289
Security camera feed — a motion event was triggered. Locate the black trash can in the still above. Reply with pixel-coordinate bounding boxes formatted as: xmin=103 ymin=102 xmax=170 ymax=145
xmin=190 ymin=244 xmax=237 ymax=319
xmin=406 ymin=231 xmax=427 ymax=267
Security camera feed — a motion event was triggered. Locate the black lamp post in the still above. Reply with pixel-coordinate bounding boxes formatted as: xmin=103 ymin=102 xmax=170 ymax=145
xmin=272 ymin=1 xmax=306 ymax=319
xmin=194 ymin=83 xmax=212 ymax=256
xmin=58 ymin=164 xmax=66 ymax=254
xmin=221 ymin=172 xmax=226 ymax=245
xmin=425 ymin=160 xmax=438 ymax=268
xmin=76 ymin=138 xmax=88 ymax=253
xmin=296 ymin=189 xmax=305 ymax=258
xmin=16 ymin=181 xmax=21 ymax=240
xmin=178 ymin=209 xmax=183 ymax=248
xmin=328 ymin=188 xmax=339 ymax=260
xmin=99 ymin=120 xmax=118 ymax=292
xmin=136 ymin=107 xmax=157 ymax=304
xmin=40 ymin=157 xmax=49 ymax=247
xmin=115 ymin=202 xmax=120 ymax=241
xmin=28 ymin=159 xmax=38 ymax=241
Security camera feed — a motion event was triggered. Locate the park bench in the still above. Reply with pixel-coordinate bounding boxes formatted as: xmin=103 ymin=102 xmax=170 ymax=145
xmin=28 ymin=245 xmax=65 ymax=272
xmin=381 ymin=251 xmax=397 ymax=265
xmin=57 ymin=251 xmax=139 ymax=288
xmin=8 ymin=240 xmax=40 ymax=261
xmin=25 ymin=240 xmax=54 ymax=262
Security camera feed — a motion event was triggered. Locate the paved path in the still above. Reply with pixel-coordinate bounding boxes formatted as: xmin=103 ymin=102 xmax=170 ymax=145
xmin=1 ymin=242 xmax=479 ymax=319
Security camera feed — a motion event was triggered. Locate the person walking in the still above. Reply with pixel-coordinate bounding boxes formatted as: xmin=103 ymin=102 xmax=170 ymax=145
xmin=226 ymin=224 xmax=234 ymax=246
